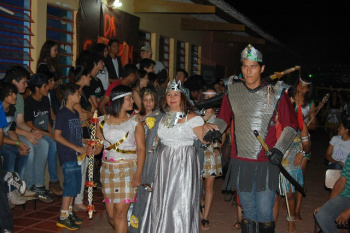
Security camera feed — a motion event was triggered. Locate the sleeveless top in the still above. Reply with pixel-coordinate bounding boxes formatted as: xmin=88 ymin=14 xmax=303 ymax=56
xmin=295 ymin=100 xmax=313 ymax=123
xmin=158 ymin=115 xmax=204 ymax=148
xmin=102 ymin=115 xmax=138 ymax=161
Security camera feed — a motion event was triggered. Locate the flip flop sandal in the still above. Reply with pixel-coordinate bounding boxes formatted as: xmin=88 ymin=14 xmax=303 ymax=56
xmin=232 ymin=221 xmax=241 ymax=230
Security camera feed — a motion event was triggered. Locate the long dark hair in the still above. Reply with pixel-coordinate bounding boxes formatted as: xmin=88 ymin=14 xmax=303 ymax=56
xmin=37 ymin=40 xmax=60 ymax=74
xmin=108 ymin=85 xmax=133 ymax=117
xmin=68 ymin=66 xmax=91 ymax=84
xmin=294 ymin=76 xmax=313 ymax=108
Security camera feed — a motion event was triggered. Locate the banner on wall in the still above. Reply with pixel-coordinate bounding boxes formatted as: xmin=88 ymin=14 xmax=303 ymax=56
xmin=100 ymin=3 xmax=140 ymax=66
xmin=78 ymin=1 xmax=140 ymax=65
xmin=77 ymin=0 xmax=102 ymax=53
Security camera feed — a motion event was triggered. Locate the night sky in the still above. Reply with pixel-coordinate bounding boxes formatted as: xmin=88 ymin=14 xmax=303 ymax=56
xmin=227 ymin=0 xmax=350 ymax=87
xmin=228 ymin=0 xmax=349 ymax=65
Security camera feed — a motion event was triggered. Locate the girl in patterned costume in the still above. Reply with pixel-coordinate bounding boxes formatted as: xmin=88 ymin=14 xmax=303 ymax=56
xmin=274 ymin=119 xmax=309 ymax=233
xmin=95 ymin=85 xmax=145 ymax=233
xmin=200 ymin=89 xmax=223 ymax=230
xmin=288 ymin=76 xmax=314 ymax=221
xmin=140 ymin=80 xmax=208 ymax=233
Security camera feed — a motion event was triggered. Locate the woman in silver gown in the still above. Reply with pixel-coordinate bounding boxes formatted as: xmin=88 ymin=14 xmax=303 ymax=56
xmin=140 ymin=80 xmax=209 ymax=233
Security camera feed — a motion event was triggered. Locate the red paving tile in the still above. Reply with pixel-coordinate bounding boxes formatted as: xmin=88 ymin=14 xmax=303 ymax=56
xmin=13 ymin=217 xmax=41 ymax=227
xmin=31 ymin=220 xmax=63 ymax=232
xmin=22 ymin=211 xmax=57 ymax=220
xmin=17 ymin=228 xmax=57 ymax=233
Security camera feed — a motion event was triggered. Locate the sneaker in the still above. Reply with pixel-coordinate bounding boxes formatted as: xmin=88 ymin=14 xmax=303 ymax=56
xmin=6 ymin=172 xmax=26 ymax=195
xmin=69 ymin=212 xmax=83 ymax=225
xmin=56 ymin=217 xmax=80 ymax=230
xmin=3 ymin=229 xmax=13 ymax=233
xmin=7 ymin=190 xmax=26 ymax=205
xmin=22 ymin=188 xmax=37 ymax=197
xmin=49 ymin=180 xmax=63 ymax=196
xmin=30 ymin=185 xmax=54 ymax=203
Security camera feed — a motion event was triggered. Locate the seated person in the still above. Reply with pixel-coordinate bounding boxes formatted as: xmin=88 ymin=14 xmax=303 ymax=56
xmin=24 ymin=74 xmax=62 ymax=197
xmin=315 ymin=154 xmax=350 ymax=233
xmin=326 ymin=118 xmax=350 ymax=170
xmin=0 ymin=83 xmax=29 ymax=205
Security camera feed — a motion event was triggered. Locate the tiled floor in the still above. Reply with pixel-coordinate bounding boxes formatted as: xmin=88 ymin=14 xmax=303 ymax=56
xmin=11 ymin=189 xmax=105 ymax=232
xmin=10 ymin=128 xmax=338 ymax=232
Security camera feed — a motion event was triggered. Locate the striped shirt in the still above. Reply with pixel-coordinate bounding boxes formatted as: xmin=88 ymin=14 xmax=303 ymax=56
xmin=340 ymin=155 xmax=350 ymax=198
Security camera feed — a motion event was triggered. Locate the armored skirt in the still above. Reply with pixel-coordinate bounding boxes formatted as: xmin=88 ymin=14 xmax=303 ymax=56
xmin=140 ymin=115 xmax=204 ymax=233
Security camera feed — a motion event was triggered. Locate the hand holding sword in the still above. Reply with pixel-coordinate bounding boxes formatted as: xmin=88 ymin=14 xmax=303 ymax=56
xmin=253 ymin=130 xmax=306 ymax=197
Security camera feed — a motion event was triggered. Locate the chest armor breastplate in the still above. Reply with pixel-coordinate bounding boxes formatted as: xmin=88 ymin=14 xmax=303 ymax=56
xmin=228 ymin=82 xmax=281 ymax=159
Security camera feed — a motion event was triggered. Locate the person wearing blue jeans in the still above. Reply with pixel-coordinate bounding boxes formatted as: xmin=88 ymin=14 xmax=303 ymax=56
xmin=315 ymin=154 xmax=350 ymax=233
xmin=42 ymin=134 xmax=58 ymax=183
xmin=0 ymin=84 xmax=30 ymax=206
xmin=236 ymin=172 xmax=276 ymax=223
xmin=24 ymin=73 xmax=63 ymax=196
xmin=19 ymin=135 xmax=52 ymax=203
xmin=4 ymin=66 xmax=55 ymax=202
xmin=204 ymin=44 xmax=299 ymax=232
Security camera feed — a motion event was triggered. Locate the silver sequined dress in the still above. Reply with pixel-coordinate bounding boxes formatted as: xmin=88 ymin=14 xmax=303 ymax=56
xmin=140 ymin=115 xmax=204 ymax=233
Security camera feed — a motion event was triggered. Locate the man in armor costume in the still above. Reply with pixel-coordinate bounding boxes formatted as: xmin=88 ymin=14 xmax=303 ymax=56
xmin=205 ymin=44 xmax=299 ymax=233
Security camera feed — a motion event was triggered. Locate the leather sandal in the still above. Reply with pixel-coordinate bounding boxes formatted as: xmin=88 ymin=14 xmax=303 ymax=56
xmin=201 ymin=219 xmax=209 ymax=230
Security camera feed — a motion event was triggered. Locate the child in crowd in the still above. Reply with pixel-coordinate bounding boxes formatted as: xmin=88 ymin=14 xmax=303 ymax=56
xmin=54 ymin=84 xmax=92 ymax=230
xmin=0 ymin=83 xmax=30 ymax=206
xmin=1 ymin=102 xmax=27 ymax=232
xmin=24 ymin=73 xmax=62 ymax=196
xmin=326 ymin=118 xmax=350 ymax=170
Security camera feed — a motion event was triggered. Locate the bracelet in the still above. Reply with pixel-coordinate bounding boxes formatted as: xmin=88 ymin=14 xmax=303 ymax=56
xmin=15 ymin=141 xmax=19 ymax=146
xmin=301 ymin=136 xmax=310 ymax=142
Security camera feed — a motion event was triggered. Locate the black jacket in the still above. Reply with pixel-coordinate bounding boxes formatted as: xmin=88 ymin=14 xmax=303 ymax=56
xmin=105 ymin=54 xmax=122 ymax=80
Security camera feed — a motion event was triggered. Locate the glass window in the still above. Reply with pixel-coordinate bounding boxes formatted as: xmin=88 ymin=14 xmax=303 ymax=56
xmin=176 ymin=40 xmax=185 ymax=71
xmin=0 ymin=0 xmax=33 ymax=77
xmin=159 ymin=36 xmax=170 ymax=73
xmin=46 ymin=4 xmax=74 ymax=78
xmin=191 ymin=45 xmax=199 ymax=75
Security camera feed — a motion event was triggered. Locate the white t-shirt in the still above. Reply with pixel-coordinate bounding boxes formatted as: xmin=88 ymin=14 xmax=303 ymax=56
xmin=111 ymin=58 xmax=119 ymax=78
xmin=330 ymin=135 xmax=350 ymax=164
xmin=97 ymin=66 xmax=109 ymax=91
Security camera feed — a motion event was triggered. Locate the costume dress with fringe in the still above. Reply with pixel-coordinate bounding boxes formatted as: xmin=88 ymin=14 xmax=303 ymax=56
xmin=279 ymin=135 xmax=304 ymax=195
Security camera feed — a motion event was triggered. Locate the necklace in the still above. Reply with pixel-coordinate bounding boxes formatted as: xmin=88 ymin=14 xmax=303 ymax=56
xmin=163 ymin=111 xmax=186 ymax=128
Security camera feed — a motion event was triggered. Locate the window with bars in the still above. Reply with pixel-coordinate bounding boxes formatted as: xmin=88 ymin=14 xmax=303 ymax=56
xmin=137 ymin=30 xmax=151 ymax=63
xmin=191 ymin=45 xmax=199 ymax=75
xmin=176 ymin=40 xmax=185 ymax=71
xmin=46 ymin=4 xmax=74 ymax=78
xmin=159 ymin=36 xmax=170 ymax=72
xmin=0 ymin=0 xmax=33 ymax=78
xmin=139 ymin=30 xmax=151 ymax=48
